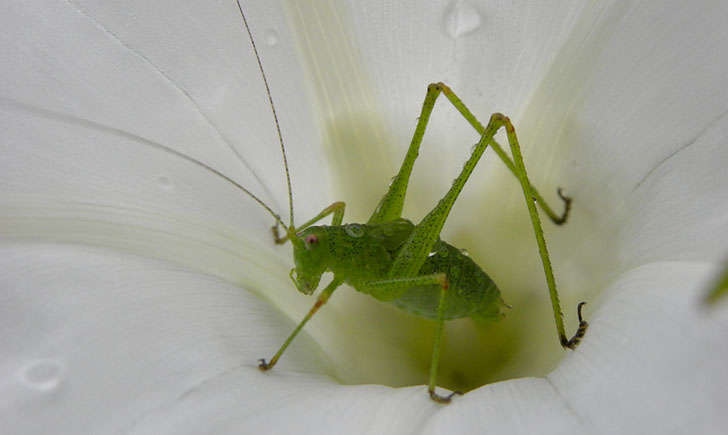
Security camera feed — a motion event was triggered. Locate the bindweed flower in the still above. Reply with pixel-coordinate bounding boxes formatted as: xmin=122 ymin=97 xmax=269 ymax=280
xmin=2 ymin=1 xmax=728 ymax=433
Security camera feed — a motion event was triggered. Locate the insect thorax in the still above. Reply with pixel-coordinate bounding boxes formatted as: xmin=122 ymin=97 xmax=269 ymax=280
xmin=318 ymin=220 xmax=416 ymax=286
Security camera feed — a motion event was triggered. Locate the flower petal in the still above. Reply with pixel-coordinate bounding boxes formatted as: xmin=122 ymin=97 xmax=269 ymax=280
xmin=0 ymin=243 xmax=329 ymax=433
xmin=4 ymin=0 xmax=728 ymax=433
xmin=515 ymin=0 xmax=728 ymax=270
xmin=549 ymin=261 xmax=728 ymax=434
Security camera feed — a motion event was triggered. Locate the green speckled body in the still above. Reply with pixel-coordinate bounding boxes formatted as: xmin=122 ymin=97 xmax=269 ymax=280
xmin=300 ymin=219 xmax=505 ymax=320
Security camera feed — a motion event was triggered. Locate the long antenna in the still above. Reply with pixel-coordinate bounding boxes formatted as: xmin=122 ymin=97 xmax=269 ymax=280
xmin=138 ymin=137 xmax=288 ymax=229
xmin=236 ymin=0 xmax=295 ymax=229
xmin=0 ymin=97 xmax=287 ymax=229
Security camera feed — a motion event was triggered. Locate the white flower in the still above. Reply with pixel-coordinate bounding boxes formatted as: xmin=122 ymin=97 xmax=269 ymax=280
xmin=2 ymin=1 xmax=728 ymax=433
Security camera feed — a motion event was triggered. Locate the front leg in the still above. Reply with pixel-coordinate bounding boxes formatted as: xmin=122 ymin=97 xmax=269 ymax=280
xmin=272 ymin=201 xmax=346 ymax=245
xmin=258 ymin=278 xmax=343 ymax=370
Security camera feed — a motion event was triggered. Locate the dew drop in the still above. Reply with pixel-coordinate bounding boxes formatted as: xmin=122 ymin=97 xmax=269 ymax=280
xmin=156 ymin=175 xmax=174 ymax=191
xmin=460 ymin=249 xmax=469 ymax=257
xmin=428 ymin=251 xmax=437 ymax=257
xmin=20 ymin=359 xmax=64 ymax=392
xmin=264 ymin=29 xmax=279 ymax=46
xmin=344 ymin=224 xmax=364 ymax=238
xmin=443 ymin=1 xmax=482 ymax=39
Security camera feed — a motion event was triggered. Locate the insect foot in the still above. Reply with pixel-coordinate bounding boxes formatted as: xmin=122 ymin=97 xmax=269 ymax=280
xmin=554 ymin=188 xmax=573 ymax=225
xmin=258 ymin=358 xmax=275 ymax=371
xmin=271 ymin=223 xmax=286 ymax=244
xmin=562 ymin=302 xmax=589 ymax=350
xmin=428 ymin=388 xmax=463 ymax=404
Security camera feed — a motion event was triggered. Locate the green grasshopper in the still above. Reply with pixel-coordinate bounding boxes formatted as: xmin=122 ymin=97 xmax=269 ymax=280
xmin=118 ymin=2 xmax=590 ymax=404
xmin=231 ymin=4 xmax=588 ymax=403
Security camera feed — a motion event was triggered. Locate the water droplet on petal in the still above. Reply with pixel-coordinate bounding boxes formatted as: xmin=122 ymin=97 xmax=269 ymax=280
xmin=156 ymin=175 xmax=174 ymax=191
xmin=344 ymin=224 xmax=364 ymax=238
xmin=264 ymin=29 xmax=279 ymax=46
xmin=443 ymin=1 xmax=482 ymax=39
xmin=20 ymin=359 xmax=64 ymax=392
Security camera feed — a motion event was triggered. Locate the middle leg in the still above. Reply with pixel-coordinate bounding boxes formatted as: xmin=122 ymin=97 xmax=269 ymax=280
xmin=363 ymin=273 xmax=460 ymax=403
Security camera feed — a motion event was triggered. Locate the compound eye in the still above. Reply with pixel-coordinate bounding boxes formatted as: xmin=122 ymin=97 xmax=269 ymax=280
xmin=304 ymin=234 xmax=318 ymax=247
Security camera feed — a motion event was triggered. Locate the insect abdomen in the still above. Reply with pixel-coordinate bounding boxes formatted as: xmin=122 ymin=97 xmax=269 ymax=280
xmin=391 ymin=240 xmax=506 ymax=320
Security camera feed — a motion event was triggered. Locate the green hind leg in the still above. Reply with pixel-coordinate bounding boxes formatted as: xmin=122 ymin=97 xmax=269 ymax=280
xmin=373 ymin=114 xmax=528 ymax=402
xmin=372 ymin=114 xmax=519 ymax=403
xmin=387 ymin=112 xmax=586 ymax=351
xmin=433 ymin=83 xmax=571 ymax=224
xmin=490 ymin=114 xmax=588 ymax=349
xmin=368 ymin=83 xmax=570 ymax=226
